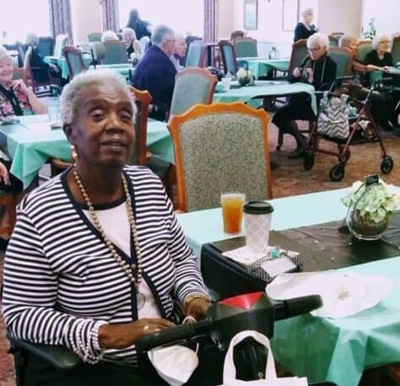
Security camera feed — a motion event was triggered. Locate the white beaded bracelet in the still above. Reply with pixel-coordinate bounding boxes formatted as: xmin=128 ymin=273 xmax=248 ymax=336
xmin=182 ymin=315 xmax=197 ymax=324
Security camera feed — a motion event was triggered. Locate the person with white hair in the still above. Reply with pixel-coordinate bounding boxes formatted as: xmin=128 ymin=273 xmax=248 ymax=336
xmin=122 ymin=27 xmax=141 ymax=57
xmin=170 ymin=32 xmax=186 ymax=71
xmin=25 ymin=33 xmax=60 ymax=82
xmin=101 ymin=30 xmax=119 ymax=43
xmin=294 ymin=8 xmax=318 ymax=42
xmin=273 ymin=32 xmax=337 ymax=158
xmin=131 ymin=25 xmax=177 ymax=120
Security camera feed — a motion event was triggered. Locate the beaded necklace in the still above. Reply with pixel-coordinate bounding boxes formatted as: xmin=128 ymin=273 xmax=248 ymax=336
xmin=73 ymin=170 xmax=146 ymax=309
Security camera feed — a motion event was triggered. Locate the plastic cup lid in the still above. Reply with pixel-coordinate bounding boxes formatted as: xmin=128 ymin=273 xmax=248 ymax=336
xmin=243 ymin=201 xmax=274 ymax=214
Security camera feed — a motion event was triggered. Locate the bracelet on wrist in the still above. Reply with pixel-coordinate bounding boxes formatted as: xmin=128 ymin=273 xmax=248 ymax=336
xmin=184 ymin=293 xmax=211 ymax=307
xmin=182 ymin=315 xmax=197 ymax=324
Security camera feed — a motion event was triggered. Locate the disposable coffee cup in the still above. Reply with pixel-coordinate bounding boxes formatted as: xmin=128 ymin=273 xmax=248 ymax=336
xmin=221 ymin=77 xmax=231 ymax=92
xmin=243 ymin=201 xmax=274 ymax=256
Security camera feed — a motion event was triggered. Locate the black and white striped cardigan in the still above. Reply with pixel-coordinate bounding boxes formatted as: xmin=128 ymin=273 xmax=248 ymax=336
xmin=2 ymin=166 xmax=209 ymax=364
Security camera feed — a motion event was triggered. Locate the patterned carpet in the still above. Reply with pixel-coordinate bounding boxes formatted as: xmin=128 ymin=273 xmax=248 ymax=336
xmin=0 ymin=120 xmax=399 ymax=385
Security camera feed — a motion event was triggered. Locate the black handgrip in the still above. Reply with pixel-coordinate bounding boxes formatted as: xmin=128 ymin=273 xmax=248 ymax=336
xmin=273 ymin=295 xmax=323 ymax=321
xmin=136 ymin=319 xmax=211 ymax=353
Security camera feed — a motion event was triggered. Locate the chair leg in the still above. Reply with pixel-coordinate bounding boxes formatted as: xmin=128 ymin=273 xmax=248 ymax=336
xmin=277 ymin=129 xmax=284 ymax=151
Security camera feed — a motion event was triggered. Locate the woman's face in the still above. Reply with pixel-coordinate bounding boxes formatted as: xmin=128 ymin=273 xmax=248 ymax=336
xmin=68 ymin=83 xmax=136 ymax=170
xmin=308 ymin=43 xmax=326 ymax=61
xmin=304 ymin=13 xmax=313 ymax=25
xmin=0 ymin=57 xmax=14 ymax=85
xmin=349 ymin=40 xmax=358 ymax=55
xmin=378 ymin=38 xmax=390 ymax=53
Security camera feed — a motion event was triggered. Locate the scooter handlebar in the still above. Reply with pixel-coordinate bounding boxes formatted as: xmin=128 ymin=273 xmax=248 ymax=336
xmin=273 ymin=295 xmax=323 ymax=321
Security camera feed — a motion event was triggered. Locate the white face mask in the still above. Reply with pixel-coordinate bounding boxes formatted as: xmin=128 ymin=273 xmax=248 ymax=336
xmin=148 ymin=345 xmax=199 ymax=386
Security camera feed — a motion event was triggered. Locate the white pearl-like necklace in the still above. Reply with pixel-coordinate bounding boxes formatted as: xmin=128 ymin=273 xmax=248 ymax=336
xmin=73 ymin=170 xmax=146 ymax=308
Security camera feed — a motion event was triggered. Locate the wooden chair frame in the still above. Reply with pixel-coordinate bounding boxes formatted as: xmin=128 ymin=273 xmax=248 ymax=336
xmin=230 ymin=30 xmax=246 ymax=41
xmin=0 ymin=193 xmax=17 ymax=237
xmin=391 ymin=35 xmax=400 ymax=63
xmin=168 ymin=102 xmax=272 ymax=212
xmin=219 ymin=40 xmax=239 ymax=75
xmin=128 ymin=86 xmax=152 ymax=166
xmin=288 ymin=39 xmax=308 ymax=75
xmin=63 ymin=46 xmax=87 ymax=79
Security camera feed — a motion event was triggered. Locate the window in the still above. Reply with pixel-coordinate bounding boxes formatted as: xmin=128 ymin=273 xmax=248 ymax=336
xmin=0 ymin=0 xmax=50 ymax=43
xmin=119 ymin=0 xmax=204 ymax=37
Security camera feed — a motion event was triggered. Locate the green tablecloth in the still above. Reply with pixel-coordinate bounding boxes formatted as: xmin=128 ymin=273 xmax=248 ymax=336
xmin=88 ymin=64 xmax=134 ymax=83
xmin=44 ymin=54 xmax=92 ymax=80
xmin=239 ymin=57 xmax=290 ymax=79
xmin=0 ymin=116 xmax=172 ymax=188
xmin=176 ymin=187 xmax=400 ymax=386
xmin=213 ymin=80 xmax=317 ymax=114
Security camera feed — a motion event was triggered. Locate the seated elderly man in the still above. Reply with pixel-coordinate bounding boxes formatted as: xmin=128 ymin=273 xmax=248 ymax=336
xmin=131 ymin=25 xmax=177 ymax=121
xmin=170 ymin=33 xmax=186 ymax=72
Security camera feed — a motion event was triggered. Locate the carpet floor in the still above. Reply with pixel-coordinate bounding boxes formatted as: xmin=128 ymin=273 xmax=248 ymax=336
xmin=0 ymin=121 xmax=400 ymax=385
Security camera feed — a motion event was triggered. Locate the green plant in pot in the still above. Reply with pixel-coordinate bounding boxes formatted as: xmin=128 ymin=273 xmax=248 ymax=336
xmin=342 ymin=175 xmax=399 ymax=241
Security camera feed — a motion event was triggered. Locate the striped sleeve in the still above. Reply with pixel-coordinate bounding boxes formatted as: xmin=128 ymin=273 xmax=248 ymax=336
xmin=2 ymin=207 xmax=105 ymax=362
xmin=163 ymin=193 xmax=210 ymax=303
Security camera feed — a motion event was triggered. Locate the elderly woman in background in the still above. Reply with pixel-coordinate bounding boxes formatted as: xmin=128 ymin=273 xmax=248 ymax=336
xmin=126 ymin=8 xmax=152 ymax=40
xmin=170 ymin=32 xmax=186 ymax=71
xmin=25 ymin=33 xmax=60 ymax=83
xmin=2 ymin=70 xmax=210 ymax=385
xmin=339 ymin=35 xmax=395 ymax=130
xmin=101 ymin=30 xmax=119 ymax=43
xmin=123 ymin=27 xmax=142 ymax=57
xmin=0 ymin=45 xmax=45 ymax=198
xmin=273 ymin=33 xmax=337 ymax=158
xmin=294 ymin=8 xmax=318 ymax=42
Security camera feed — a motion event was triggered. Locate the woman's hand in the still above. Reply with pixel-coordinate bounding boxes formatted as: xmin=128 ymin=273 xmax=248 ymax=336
xmin=305 ymin=67 xmax=314 ymax=83
xmin=185 ymin=298 xmax=211 ymax=321
xmin=0 ymin=162 xmax=10 ymax=185
xmin=383 ymin=66 xmax=391 ymax=72
xmin=292 ymin=67 xmax=301 ymax=78
xmin=98 ymin=318 xmax=174 ymax=349
xmin=10 ymin=80 xmax=31 ymax=97
xmin=49 ymin=63 xmax=60 ymax=73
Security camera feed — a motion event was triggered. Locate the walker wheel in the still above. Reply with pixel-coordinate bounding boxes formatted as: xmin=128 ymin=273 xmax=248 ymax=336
xmin=303 ymin=152 xmax=315 ymax=171
xmin=329 ymin=163 xmax=345 ymax=182
xmin=381 ymin=156 xmax=394 ymax=174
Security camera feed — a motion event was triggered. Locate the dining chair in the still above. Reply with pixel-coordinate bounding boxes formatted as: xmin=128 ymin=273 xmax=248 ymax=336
xmin=330 ymin=32 xmax=345 ymax=41
xmin=64 ymin=46 xmax=87 ymax=79
xmin=0 ymin=192 xmax=17 ymax=239
xmin=391 ymin=35 xmax=400 ymax=65
xmin=16 ymin=42 xmax=26 ymax=67
xmin=168 ymin=102 xmax=272 ymax=212
xmin=169 ymin=67 xmax=217 ymax=116
xmin=53 ymin=34 xmax=70 ymax=58
xmin=219 ymin=40 xmax=239 ymax=76
xmin=12 ymin=67 xmax=28 ymax=83
xmin=90 ymin=42 xmax=106 ymax=66
xmin=184 ymin=41 xmax=206 ymax=68
xmin=287 ymin=39 xmax=308 ymax=75
xmin=103 ymin=41 xmax=129 ymax=64
xmin=38 ymin=36 xmax=55 ymax=57
xmin=230 ymin=30 xmax=246 ymax=40
xmin=328 ymin=35 xmax=339 ymax=47
xmin=234 ymin=37 xmax=258 ymax=58
xmin=87 ymin=32 xmax=102 ymax=43
xmin=329 ymin=47 xmax=353 ymax=77
xmin=356 ymin=40 xmax=373 ymax=62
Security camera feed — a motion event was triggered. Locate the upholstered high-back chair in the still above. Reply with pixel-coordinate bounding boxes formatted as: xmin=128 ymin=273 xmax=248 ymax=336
xmin=234 ymin=37 xmax=258 ymax=58
xmin=184 ymin=41 xmax=206 ymax=67
xmin=87 ymin=32 xmax=102 ymax=42
xmin=169 ymin=67 xmax=217 ymax=116
xmin=356 ymin=40 xmax=373 ymax=62
xmin=12 ymin=67 xmax=28 ymax=83
xmin=38 ymin=36 xmax=55 ymax=57
xmin=168 ymin=102 xmax=272 ymax=212
xmin=219 ymin=40 xmax=238 ymax=76
xmin=288 ymin=39 xmax=308 ymax=75
xmin=329 ymin=47 xmax=353 ymax=77
xmin=103 ymin=41 xmax=128 ymax=64
xmin=90 ymin=42 xmax=106 ymax=66
xmin=391 ymin=35 xmax=400 ymax=65
xmin=64 ymin=46 xmax=87 ymax=79
xmin=328 ymin=36 xmax=339 ymax=47
xmin=53 ymin=34 xmax=70 ymax=58
xmin=230 ymin=30 xmax=246 ymax=40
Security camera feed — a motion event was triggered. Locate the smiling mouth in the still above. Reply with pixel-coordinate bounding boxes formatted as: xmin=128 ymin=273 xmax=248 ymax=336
xmin=101 ymin=141 xmax=128 ymax=150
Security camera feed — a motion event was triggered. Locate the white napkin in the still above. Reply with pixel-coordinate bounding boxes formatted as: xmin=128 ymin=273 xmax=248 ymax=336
xmin=266 ymin=272 xmax=395 ymax=318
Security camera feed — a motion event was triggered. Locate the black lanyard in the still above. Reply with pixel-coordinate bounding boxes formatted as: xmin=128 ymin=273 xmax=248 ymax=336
xmin=0 ymin=84 xmax=23 ymax=116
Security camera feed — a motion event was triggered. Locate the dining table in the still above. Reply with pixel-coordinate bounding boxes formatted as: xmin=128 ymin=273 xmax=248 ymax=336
xmin=238 ymin=57 xmax=290 ymax=79
xmin=0 ymin=116 xmax=172 ymax=189
xmin=176 ymin=187 xmax=400 ymax=386
xmin=44 ymin=53 xmax=92 ymax=80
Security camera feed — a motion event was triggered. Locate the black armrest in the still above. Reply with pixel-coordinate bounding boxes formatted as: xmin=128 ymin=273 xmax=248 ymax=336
xmin=8 ymin=333 xmax=82 ymax=370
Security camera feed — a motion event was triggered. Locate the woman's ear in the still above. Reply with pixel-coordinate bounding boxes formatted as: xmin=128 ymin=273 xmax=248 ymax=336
xmin=63 ymin=124 xmax=73 ymax=142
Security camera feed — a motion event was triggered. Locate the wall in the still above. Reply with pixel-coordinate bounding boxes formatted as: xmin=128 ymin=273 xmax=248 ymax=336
xmin=318 ymin=0 xmax=362 ymax=37
xmin=361 ymin=0 xmax=400 ymax=37
xmin=70 ymin=0 xmax=102 ymax=43
xmin=218 ymin=0 xmax=234 ymax=39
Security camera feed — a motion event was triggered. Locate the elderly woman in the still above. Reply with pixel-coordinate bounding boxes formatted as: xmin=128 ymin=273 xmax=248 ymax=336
xmin=0 ymin=46 xmax=45 ymax=190
xmin=126 ymin=8 xmax=152 ymax=40
xmin=123 ymin=27 xmax=142 ymax=57
xmin=2 ymin=70 xmax=210 ymax=385
xmin=294 ymin=8 xmax=318 ymax=42
xmin=101 ymin=30 xmax=119 ymax=43
xmin=339 ymin=35 xmax=394 ymax=130
xmin=273 ymin=33 xmax=337 ymax=158
xmin=170 ymin=33 xmax=186 ymax=71
xmin=25 ymin=33 xmax=60 ymax=83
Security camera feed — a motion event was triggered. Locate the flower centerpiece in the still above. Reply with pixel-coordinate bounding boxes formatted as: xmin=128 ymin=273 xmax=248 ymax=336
xmin=342 ymin=175 xmax=399 ymax=241
xmin=236 ymin=64 xmax=253 ymax=87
